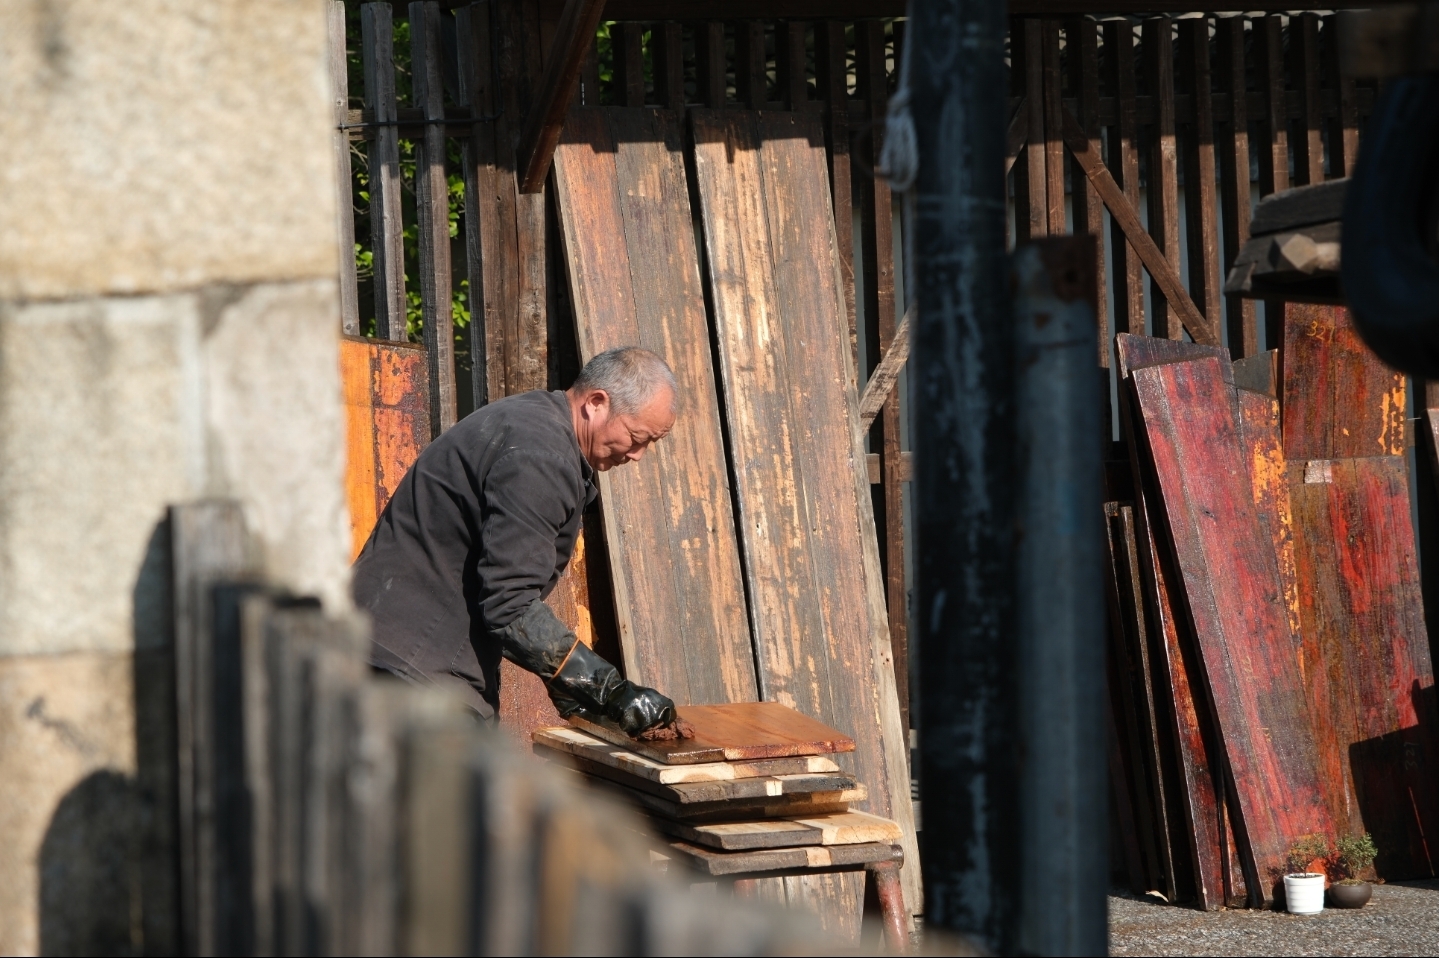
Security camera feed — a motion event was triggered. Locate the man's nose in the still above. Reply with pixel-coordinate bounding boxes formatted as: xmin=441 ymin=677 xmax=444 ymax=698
xmin=627 ymin=444 xmax=647 ymax=462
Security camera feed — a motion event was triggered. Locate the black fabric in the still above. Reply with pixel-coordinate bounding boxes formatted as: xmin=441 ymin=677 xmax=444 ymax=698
xmin=549 ymin=642 xmax=677 ymax=735
xmin=352 ymin=390 xmax=596 ymax=717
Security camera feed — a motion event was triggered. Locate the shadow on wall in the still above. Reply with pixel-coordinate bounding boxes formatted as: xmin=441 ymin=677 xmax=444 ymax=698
xmin=38 ymin=518 xmax=179 ymax=956
xmin=1349 ymin=682 xmax=1439 ymax=883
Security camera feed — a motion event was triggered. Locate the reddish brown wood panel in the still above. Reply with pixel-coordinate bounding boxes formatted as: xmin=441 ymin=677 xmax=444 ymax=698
xmin=1132 ymin=356 xmax=1334 ymax=897
xmin=551 ymin=107 xmax=758 ymax=708
xmin=690 ymin=108 xmax=918 ymax=918
xmin=1281 ymin=305 xmax=1406 ymax=461
xmin=341 ymin=336 xmax=431 ymax=560
xmin=573 ymin=701 xmax=857 ymax=765
xmin=1235 ymin=389 xmax=1302 ymax=642
xmin=1289 ymin=456 xmax=1439 ymax=879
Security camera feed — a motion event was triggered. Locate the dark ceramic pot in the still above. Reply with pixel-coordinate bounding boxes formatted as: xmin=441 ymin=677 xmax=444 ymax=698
xmin=1328 ymin=882 xmax=1372 ymax=909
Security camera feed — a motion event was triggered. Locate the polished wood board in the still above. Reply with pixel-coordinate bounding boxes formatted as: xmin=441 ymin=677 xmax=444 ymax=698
xmin=1131 ymin=355 xmax=1335 ymax=897
xmin=551 ymin=107 xmax=758 ymax=706
xmin=532 ymin=726 xmax=840 ymax=783
xmin=665 ymin=840 xmax=899 ymax=877
xmin=568 ymin=702 xmax=856 ymax=765
xmin=690 ymin=109 xmax=916 ymax=914
xmin=652 ymin=811 xmax=902 ymax=851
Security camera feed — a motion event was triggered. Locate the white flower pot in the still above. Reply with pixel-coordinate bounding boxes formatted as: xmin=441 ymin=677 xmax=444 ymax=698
xmin=1284 ymin=872 xmax=1326 ymax=914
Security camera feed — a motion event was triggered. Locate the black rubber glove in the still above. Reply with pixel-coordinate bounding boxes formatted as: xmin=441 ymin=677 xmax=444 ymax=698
xmin=497 ymin=600 xmax=675 ymax=736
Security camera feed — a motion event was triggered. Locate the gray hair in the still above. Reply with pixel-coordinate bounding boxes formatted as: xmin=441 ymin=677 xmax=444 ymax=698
xmin=572 ymin=346 xmax=678 ymax=415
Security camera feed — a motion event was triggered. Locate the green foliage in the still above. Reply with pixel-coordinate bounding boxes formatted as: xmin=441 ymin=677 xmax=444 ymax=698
xmin=1334 ymin=833 xmax=1378 ymax=879
xmin=1285 ymin=833 xmax=1331 ymax=875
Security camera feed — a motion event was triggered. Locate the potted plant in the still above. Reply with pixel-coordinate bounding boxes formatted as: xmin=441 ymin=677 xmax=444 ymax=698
xmin=1283 ymin=834 xmax=1330 ymax=914
xmin=1329 ymin=833 xmax=1378 ymax=908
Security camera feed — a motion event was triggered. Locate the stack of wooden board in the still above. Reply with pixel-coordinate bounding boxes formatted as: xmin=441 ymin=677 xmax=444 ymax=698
xmin=532 ymin=703 xmax=904 ymax=881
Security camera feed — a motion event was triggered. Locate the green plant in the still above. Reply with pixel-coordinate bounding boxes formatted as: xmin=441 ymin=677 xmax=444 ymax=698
xmin=1286 ymin=833 xmax=1331 ymax=875
xmin=1334 ymin=833 xmax=1378 ymax=882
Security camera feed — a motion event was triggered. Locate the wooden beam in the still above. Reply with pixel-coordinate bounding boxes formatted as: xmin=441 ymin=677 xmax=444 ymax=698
xmin=515 ymin=0 xmax=608 ymax=195
xmin=859 ymin=307 xmax=912 ymax=431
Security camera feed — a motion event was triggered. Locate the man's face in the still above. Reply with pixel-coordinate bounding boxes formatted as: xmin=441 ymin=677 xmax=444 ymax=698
xmin=583 ymin=387 xmax=676 ymax=472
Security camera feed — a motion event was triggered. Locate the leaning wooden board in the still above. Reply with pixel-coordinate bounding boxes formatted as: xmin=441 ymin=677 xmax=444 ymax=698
xmin=651 ymin=810 xmax=902 ymax=851
xmin=533 ymin=726 xmax=841 ymax=783
xmin=1131 ymin=355 xmax=1335 ymax=896
xmin=666 ymin=840 xmax=900 ymax=877
xmin=690 ymin=109 xmax=918 ymax=919
xmin=568 ymin=701 xmax=855 ymax=765
xmin=582 ymin=771 xmax=864 ymax=823
xmin=551 ymin=107 xmax=758 ymax=707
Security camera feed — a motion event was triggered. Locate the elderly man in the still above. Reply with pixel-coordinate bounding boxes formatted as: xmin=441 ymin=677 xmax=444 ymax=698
xmin=353 ymin=346 xmax=679 ymax=736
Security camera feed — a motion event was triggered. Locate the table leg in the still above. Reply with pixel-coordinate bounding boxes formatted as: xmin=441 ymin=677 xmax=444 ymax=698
xmin=864 ymin=860 xmax=909 ymax=953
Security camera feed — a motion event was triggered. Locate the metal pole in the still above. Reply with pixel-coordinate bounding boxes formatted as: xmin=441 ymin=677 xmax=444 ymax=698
xmin=908 ymin=0 xmax=1018 ymax=952
xmin=1012 ymin=239 xmax=1108 ymax=956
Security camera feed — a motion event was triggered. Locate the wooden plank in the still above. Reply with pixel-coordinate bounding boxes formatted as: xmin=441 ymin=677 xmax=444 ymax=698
xmin=360 ymin=4 xmax=406 ymax=340
xmin=1235 ymin=389 xmax=1302 ymax=642
xmin=570 ymin=701 xmax=857 ymax=764
xmin=777 ymin=21 xmax=809 ymax=110
xmin=1012 ymin=18 xmax=1046 ymax=241
xmin=1215 ymin=15 xmax=1257 ymax=358
xmin=1281 ymin=305 xmax=1406 ymax=460
xmin=584 ymin=772 xmax=862 ymax=822
xmin=690 ymin=110 xmax=919 ymax=909
xmin=328 ymin=2 xmax=360 ymax=335
xmin=696 ymin=21 xmax=726 ymax=108
xmin=533 ymin=725 xmax=841 ymax=783
xmin=1103 ymin=19 xmax=1143 ymax=336
xmin=1143 ymin=17 xmax=1182 ymax=340
xmin=340 ymin=337 xmax=431 ymax=558
xmin=551 ymin=107 xmax=757 ymax=705
xmin=653 ymin=811 xmax=902 ymax=851
xmin=515 ymin=0 xmax=608 ymax=193
xmin=666 ymin=840 xmax=898 ymax=877
xmin=735 ymin=21 xmax=767 ymax=109
xmin=1131 ymin=355 xmax=1335 ymax=900
xmin=1290 ymin=13 xmax=1325 ymax=187
xmin=858 ymin=307 xmax=910 ymax=431
xmin=1256 ymin=15 xmax=1289 ymax=197
xmin=653 ymin=20 xmax=685 ymax=111
xmin=1178 ymin=19 xmax=1221 ymax=341
xmin=614 ymin=22 xmax=646 ymax=106
xmin=1041 ymin=19 xmax=1067 ymax=235
xmin=411 ymin=2 xmax=457 ymax=435
xmin=1289 ymin=456 xmax=1439 ymax=878
xmin=856 ymin=19 xmax=909 ymax=736
xmin=816 ymin=21 xmax=858 ymax=369
xmin=1066 ymin=17 xmax=1107 ymax=364
xmin=1324 ymin=13 xmax=1360 ymax=177
xmin=1232 ymin=349 xmax=1278 ymax=398
xmin=540 ymin=746 xmax=856 ymax=803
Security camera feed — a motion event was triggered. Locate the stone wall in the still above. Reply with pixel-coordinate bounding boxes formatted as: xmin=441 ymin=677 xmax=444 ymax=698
xmin=0 ymin=2 xmax=350 ymax=952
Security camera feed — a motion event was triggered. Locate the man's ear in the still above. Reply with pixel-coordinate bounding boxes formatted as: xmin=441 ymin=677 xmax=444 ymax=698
xmin=585 ymin=389 xmax=610 ymax=418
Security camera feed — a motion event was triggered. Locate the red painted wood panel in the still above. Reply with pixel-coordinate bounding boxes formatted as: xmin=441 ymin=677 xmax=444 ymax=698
xmin=1132 ymin=356 xmax=1334 ymax=898
xmin=1289 ymin=456 xmax=1439 ymax=878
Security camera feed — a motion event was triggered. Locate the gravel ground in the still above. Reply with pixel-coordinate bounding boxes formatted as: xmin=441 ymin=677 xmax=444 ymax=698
xmin=1109 ymin=881 xmax=1439 ymax=956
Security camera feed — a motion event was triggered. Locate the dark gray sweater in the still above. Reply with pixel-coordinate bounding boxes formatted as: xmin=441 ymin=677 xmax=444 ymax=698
xmin=352 ymin=390 xmax=596 ymax=716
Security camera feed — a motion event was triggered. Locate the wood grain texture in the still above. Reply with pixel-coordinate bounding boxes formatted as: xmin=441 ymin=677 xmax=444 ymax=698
xmin=340 ymin=337 xmax=431 ymax=559
xmin=1216 ymin=16 xmax=1258 ymax=358
xmin=533 ymin=725 xmax=841 ymax=783
xmin=1281 ymin=305 xmax=1405 ymax=460
xmin=1013 ymin=18 xmax=1047 ymax=241
xmin=1143 ymin=17 xmax=1183 ymax=340
xmin=542 ymin=747 xmax=856 ymax=804
xmin=1178 ymin=19 xmax=1221 ymax=341
xmin=653 ymin=811 xmax=902 ymax=851
xmin=360 ymin=4 xmax=406 ymax=339
xmin=585 ymin=773 xmax=862 ymax=822
xmin=570 ymin=701 xmax=857 ymax=764
xmin=1104 ymin=19 xmax=1144 ymax=336
xmin=1289 ymin=456 xmax=1439 ymax=878
xmin=1256 ymin=15 xmax=1290 ymax=197
xmin=551 ymin=107 xmax=758 ymax=706
xmin=691 ymin=108 xmax=918 ymax=916
xmin=1067 ymin=17 xmax=1108 ymax=364
xmin=1290 ymin=13 xmax=1325 ymax=187
xmin=1324 ymin=13 xmax=1361 ymax=177
xmin=1132 ymin=356 xmax=1335 ymax=895
xmin=666 ymin=840 xmax=899 ymax=877
xmin=816 ymin=22 xmax=858 ymax=369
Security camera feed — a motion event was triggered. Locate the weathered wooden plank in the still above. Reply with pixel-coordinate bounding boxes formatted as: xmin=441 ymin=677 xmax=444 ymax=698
xmin=1067 ymin=17 xmax=1107 ymax=364
xmin=1290 ymin=13 xmax=1325 ymax=187
xmin=1104 ymin=19 xmax=1143 ymax=336
xmin=1131 ymin=356 xmax=1335 ymax=900
xmin=614 ymin=21 xmax=646 ymax=106
xmin=1215 ymin=15 xmax=1258 ymax=358
xmin=735 ymin=21 xmax=767 ymax=109
xmin=533 ymin=725 xmax=841 ymax=783
xmin=360 ymin=4 xmax=406 ymax=339
xmin=1143 ymin=17 xmax=1182 ymax=340
xmin=816 ymin=21 xmax=858 ymax=368
xmin=541 ymin=746 xmax=856 ymax=803
xmin=328 ymin=2 xmax=360 ymax=335
xmin=1290 ymin=457 xmax=1439 ymax=878
xmin=514 ymin=0 xmax=608 ymax=193
xmin=666 ymin=840 xmax=898 ymax=877
xmin=696 ymin=20 xmax=727 ymax=108
xmin=858 ymin=307 xmax=910 ymax=431
xmin=570 ymin=701 xmax=856 ymax=764
xmin=1178 ymin=18 xmax=1221 ymax=340
xmin=1013 ymin=18 xmax=1046 ymax=241
xmin=691 ymin=109 xmax=919 ymax=916
xmin=586 ymin=773 xmax=862 ymax=822
xmin=340 ymin=337 xmax=431 ymax=559
xmin=1324 ymin=13 xmax=1360 ymax=177
xmin=1256 ymin=15 xmax=1290 ymax=197
xmin=551 ymin=107 xmax=757 ymax=705
xmin=1281 ymin=305 xmax=1406 ymax=460
xmin=653 ymin=811 xmax=902 ymax=851
xmin=653 ymin=20 xmax=685 ymax=111
xmin=777 ymin=21 xmax=809 ymax=110
xmin=1041 ymin=19 xmax=1067 ymax=235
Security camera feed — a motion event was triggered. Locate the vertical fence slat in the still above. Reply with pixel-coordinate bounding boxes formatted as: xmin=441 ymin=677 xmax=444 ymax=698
xmin=1143 ymin=17 xmax=1181 ymax=340
xmin=778 ymin=21 xmax=809 ymax=111
xmin=1013 ymin=18 xmax=1046 ymax=241
xmin=1104 ymin=19 xmax=1144 ymax=337
xmin=581 ymin=27 xmax=601 ymax=106
xmin=1323 ymin=14 xmax=1360 ymax=177
xmin=412 ymin=2 xmax=457 ymax=434
xmin=1067 ymin=18 xmax=1107 ymax=367
xmin=735 ymin=21 xmax=767 ymax=109
xmin=1216 ymin=16 xmax=1257 ymax=358
xmin=1291 ymin=13 xmax=1324 ymax=185
xmin=458 ymin=3 xmax=491 ymax=407
xmin=361 ymin=4 xmax=406 ymax=340
xmin=856 ymin=18 xmax=908 ymax=737
xmin=1041 ymin=20 xmax=1067 ymax=236
xmin=817 ymin=21 xmax=857 ymax=369
xmin=654 ymin=21 xmax=685 ymax=111
xmin=697 ymin=21 xmax=727 ymax=108
xmin=329 ymin=2 xmax=360 ymax=336
xmin=615 ymin=22 xmax=646 ymax=107
xmin=1257 ymin=14 xmax=1289 ymax=198
xmin=1179 ymin=19 xmax=1221 ymax=338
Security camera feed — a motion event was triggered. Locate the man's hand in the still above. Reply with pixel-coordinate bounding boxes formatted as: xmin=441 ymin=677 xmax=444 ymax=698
xmin=547 ymin=640 xmax=678 ymax=737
